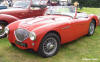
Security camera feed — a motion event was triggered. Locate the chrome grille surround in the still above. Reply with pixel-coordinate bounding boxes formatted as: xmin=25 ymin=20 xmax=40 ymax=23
xmin=14 ymin=29 xmax=29 ymax=42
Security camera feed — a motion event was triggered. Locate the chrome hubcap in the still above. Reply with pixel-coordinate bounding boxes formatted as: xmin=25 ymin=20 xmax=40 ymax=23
xmin=43 ymin=37 xmax=57 ymax=55
xmin=47 ymin=43 xmax=55 ymax=50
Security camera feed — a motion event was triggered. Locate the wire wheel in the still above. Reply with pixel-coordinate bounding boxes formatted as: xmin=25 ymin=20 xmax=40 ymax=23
xmin=0 ymin=24 xmax=5 ymax=36
xmin=89 ymin=22 xmax=95 ymax=34
xmin=43 ymin=37 xmax=57 ymax=55
xmin=38 ymin=33 xmax=60 ymax=58
xmin=88 ymin=20 xmax=95 ymax=36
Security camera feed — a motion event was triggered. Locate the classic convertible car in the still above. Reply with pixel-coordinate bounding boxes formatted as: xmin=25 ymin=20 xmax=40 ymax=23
xmin=0 ymin=0 xmax=47 ymax=37
xmin=4 ymin=6 xmax=99 ymax=57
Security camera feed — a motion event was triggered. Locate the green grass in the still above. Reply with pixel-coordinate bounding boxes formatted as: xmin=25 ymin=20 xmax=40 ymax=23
xmin=78 ymin=7 xmax=100 ymax=15
xmin=0 ymin=8 xmax=100 ymax=62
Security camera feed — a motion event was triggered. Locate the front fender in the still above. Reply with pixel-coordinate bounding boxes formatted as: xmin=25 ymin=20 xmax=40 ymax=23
xmin=0 ymin=14 xmax=19 ymax=24
xmin=33 ymin=24 xmax=60 ymax=51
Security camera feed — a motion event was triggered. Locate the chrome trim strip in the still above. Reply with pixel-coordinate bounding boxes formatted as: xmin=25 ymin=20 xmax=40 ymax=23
xmin=62 ymin=26 xmax=70 ymax=30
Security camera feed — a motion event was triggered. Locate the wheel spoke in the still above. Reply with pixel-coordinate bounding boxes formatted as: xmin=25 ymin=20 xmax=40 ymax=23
xmin=43 ymin=37 xmax=57 ymax=55
xmin=89 ymin=23 xmax=95 ymax=35
xmin=0 ymin=24 xmax=5 ymax=35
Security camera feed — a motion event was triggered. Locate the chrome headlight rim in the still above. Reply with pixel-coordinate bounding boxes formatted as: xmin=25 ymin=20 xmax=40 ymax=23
xmin=4 ymin=27 xmax=9 ymax=34
xmin=29 ymin=32 xmax=36 ymax=41
xmin=14 ymin=28 xmax=29 ymax=42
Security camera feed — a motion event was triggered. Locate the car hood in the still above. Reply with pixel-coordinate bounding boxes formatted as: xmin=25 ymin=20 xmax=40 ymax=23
xmin=10 ymin=15 xmax=72 ymax=31
xmin=0 ymin=8 xmax=25 ymax=14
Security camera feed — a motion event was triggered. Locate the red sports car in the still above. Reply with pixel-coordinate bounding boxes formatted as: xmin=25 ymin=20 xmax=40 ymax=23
xmin=5 ymin=6 xmax=99 ymax=57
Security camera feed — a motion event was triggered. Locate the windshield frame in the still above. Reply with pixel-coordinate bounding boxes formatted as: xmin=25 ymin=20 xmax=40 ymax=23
xmin=45 ymin=6 xmax=76 ymax=18
xmin=32 ymin=0 xmax=48 ymax=5
xmin=13 ymin=1 xmax=30 ymax=9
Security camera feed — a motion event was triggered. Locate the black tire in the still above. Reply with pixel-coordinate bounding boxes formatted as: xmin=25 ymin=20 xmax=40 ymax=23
xmin=0 ymin=21 xmax=8 ymax=38
xmin=38 ymin=33 xmax=60 ymax=58
xmin=87 ymin=20 xmax=96 ymax=36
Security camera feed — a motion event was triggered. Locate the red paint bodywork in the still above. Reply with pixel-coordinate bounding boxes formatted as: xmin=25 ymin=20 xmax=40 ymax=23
xmin=7 ymin=12 xmax=99 ymax=52
xmin=0 ymin=0 xmax=47 ymax=24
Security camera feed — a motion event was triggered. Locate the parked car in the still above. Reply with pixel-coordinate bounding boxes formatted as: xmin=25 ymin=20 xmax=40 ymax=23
xmin=0 ymin=5 xmax=7 ymax=10
xmin=4 ymin=6 xmax=99 ymax=57
xmin=0 ymin=1 xmax=8 ymax=9
xmin=0 ymin=0 xmax=47 ymax=37
xmin=0 ymin=2 xmax=7 ymax=10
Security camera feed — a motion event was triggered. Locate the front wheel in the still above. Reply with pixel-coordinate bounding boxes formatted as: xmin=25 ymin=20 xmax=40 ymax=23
xmin=87 ymin=20 xmax=96 ymax=36
xmin=38 ymin=33 xmax=60 ymax=58
xmin=0 ymin=22 xmax=8 ymax=38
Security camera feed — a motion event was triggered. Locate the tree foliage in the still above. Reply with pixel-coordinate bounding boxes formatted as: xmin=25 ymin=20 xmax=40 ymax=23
xmin=72 ymin=0 xmax=100 ymax=7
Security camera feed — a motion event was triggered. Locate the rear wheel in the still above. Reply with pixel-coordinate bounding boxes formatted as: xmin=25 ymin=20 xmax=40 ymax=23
xmin=88 ymin=20 xmax=96 ymax=36
xmin=38 ymin=33 xmax=60 ymax=58
xmin=0 ymin=21 xmax=8 ymax=38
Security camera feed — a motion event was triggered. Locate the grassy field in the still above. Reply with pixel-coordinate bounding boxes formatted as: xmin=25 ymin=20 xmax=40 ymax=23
xmin=0 ymin=8 xmax=100 ymax=62
xmin=78 ymin=7 xmax=100 ymax=15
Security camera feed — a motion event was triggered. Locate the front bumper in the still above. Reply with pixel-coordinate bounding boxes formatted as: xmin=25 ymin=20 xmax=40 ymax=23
xmin=15 ymin=41 xmax=27 ymax=47
xmin=11 ymin=38 xmax=35 ymax=50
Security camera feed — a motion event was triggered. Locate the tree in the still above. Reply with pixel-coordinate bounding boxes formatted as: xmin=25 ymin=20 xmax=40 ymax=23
xmin=72 ymin=0 xmax=100 ymax=7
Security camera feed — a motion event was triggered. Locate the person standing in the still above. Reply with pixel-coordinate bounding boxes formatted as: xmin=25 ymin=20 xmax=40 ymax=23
xmin=74 ymin=1 xmax=79 ymax=7
xmin=6 ymin=0 xmax=13 ymax=7
xmin=1 ymin=0 xmax=8 ymax=6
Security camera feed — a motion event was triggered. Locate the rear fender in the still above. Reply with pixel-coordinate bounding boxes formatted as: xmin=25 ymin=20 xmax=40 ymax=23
xmin=0 ymin=14 xmax=19 ymax=24
xmin=89 ymin=14 xmax=99 ymax=26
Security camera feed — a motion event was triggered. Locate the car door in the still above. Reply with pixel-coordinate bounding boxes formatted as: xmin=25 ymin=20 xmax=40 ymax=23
xmin=61 ymin=17 xmax=89 ymax=44
xmin=12 ymin=9 xmax=29 ymax=19
xmin=28 ymin=6 xmax=46 ymax=18
xmin=60 ymin=17 xmax=79 ymax=44
xmin=73 ymin=17 xmax=89 ymax=38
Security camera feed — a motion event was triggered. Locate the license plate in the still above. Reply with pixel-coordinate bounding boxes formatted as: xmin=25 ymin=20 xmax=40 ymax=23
xmin=15 ymin=41 xmax=27 ymax=47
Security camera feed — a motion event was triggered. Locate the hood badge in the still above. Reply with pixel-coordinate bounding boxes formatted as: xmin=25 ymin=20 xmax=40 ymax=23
xmin=62 ymin=26 xmax=70 ymax=30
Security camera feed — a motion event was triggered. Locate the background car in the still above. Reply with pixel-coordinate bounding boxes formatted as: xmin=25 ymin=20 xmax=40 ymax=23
xmin=0 ymin=5 xmax=7 ymax=10
xmin=4 ymin=6 xmax=99 ymax=57
xmin=0 ymin=2 xmax=7 ymax=10
xmin=0 ymin=0 xmax=47 ymax=37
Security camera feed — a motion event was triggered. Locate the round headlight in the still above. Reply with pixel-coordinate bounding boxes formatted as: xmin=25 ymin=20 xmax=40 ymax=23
xmin=29 ymin=32 xmax=36 ymax=41
xmin=4 ymin=27 xmax=9 ymax=34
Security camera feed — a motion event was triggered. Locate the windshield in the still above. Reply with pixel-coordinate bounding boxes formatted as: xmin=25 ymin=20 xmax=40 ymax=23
xmin=32 ymin=0 xmax=48 ymax=5
xmin=13 ymin=1 xmax=30 ymax=8
xmin=46 ymin=6 xmax=76 ymax=17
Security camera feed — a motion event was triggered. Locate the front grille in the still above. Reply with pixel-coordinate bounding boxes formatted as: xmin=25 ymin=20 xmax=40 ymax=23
xmin=15 ymin=29 xmax=29 ymax=42
xmin=15 ymin=41 xmax=27 ymax=47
